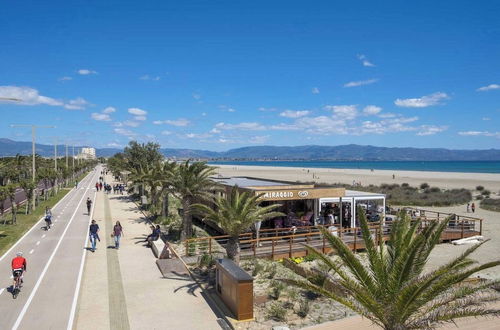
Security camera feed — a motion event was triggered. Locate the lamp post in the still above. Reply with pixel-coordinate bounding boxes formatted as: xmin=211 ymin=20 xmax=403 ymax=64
xmin=10 ymin=124 xmax=55 ymax=210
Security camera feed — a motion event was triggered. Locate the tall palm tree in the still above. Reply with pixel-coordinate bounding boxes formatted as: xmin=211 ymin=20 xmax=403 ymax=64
xmin=169 ymin=160 xmax=218 ymax=241
xmin=192 ymin=187 xmax=283 ymax=264
xmin=284 ymin=210 xmax=500 ymax=329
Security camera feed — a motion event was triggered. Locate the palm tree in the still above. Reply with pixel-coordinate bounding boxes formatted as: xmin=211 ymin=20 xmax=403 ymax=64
xmin=169 ymin=160 xmax=218 ymax=241
xmin=19 ymin=180 xmax=36 ymax=214
xmin=284 ymin=210 xmax=500 ymax=329
xmin=6 ymin=184 xmax=17 ymax=224
xmin=192 ymin=187 xmax=283 ymax=264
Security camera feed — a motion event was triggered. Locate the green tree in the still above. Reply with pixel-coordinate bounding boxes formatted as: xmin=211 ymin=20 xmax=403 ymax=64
xmin=19 ymin=180 xmax=36 ymax=213
xmin=0 ymin=186 xmax=7 ymax=222
xmin=122 ymin=141 xmax=163 ymax=173
xmin=170 ymin=160 xmax=217 ymax=241
xmin=193 ymin=187 xmax=283 ymax=264
xmin=284 ymin=211 xmax=500 ymax=329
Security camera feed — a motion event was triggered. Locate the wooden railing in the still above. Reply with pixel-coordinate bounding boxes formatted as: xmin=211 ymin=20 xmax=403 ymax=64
xmin=183 ymin=209 xmax=483 ymax=258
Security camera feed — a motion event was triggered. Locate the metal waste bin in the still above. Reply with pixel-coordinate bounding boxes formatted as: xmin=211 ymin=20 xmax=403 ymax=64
xmin=216 ymin=259 xmax=253 ymax=321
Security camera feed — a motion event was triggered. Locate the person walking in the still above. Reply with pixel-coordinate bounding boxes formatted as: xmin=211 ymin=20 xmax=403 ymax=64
xmin=471 ymin=202 xmax=476 ymax=213
xmin=466 ymin=203 xmax=470 ymax=213
xmin=112 ymin=221 xmax=124 ymax=249
xmin=95 ymin=182 xmax=99 ymax=191
xmin=44 ymin=206 xmax=52 ymax=231
xmin=89 ymin=220 xmax=100 ymax=252
xmin=86 ymin=197 xmax=93 ymax=215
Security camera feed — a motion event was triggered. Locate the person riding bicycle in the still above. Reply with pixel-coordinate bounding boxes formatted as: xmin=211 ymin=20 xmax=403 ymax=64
xmin=12 ymin=252 xmax=27 ymax=288
xmin=86 ymin=197 xmax=92 ymax=215
xmin=45 ymin=206 xmax=52 ymax=230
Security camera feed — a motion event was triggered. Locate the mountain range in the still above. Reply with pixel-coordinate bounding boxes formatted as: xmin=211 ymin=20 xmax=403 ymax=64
xmin=1 ymin=138 xmax=499 ymax=161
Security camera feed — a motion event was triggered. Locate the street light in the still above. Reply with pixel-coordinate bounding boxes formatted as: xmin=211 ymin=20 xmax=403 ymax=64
xmin=10 ymin=124 xmax=55 ymax=209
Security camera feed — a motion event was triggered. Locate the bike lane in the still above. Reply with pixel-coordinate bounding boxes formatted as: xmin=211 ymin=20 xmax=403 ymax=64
xmin=0 ymin=167 xmax=100 ymax=329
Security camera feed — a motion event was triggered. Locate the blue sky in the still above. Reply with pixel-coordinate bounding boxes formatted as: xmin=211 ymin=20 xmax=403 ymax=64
xmin=1 ymin=0 xmax=499 ymax=151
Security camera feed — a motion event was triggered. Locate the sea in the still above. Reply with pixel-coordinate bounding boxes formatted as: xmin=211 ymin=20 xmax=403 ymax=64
xmin=208 ymin=160 xmax=500 ymax=174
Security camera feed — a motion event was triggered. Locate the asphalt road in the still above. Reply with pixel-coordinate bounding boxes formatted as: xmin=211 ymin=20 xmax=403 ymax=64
xmin=0 ymin=166 xmax=101 ymax=330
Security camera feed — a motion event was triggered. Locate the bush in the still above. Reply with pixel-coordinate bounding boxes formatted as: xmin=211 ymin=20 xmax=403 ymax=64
xmin=297 ymin=299 xmax=310 ymax=318
xmin=420 ymin=183 xmax=430 ymax=189
xmin=198 ymin=253 xmax=216 ymax=269
xmin=476 ymin=195 xmax=484 ymax=200
xmin=481 ymin=198 xmax=500 ymax=212
xmin=265 ymin=263 xmax=278 ymax=279
xmin=270 ymin=280 xmax=286 ymax=300
xmin=266 ymin=302 xmax=287 ymax=321
xmin=252 ymin=259 xmax=264 ymax=277
xmin=401 ymin=183 xmax=410 ymax=188
xmin=481 ymin=190 xmax=491 ymax=196
xmin=476 ymin=185 xmax=484 ymax=191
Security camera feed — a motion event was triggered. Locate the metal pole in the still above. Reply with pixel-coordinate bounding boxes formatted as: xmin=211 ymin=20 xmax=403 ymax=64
xmin=54 ymin=139 xmax=58 ymax=171
xmin=72 ymin=145 xmax=75 ymax=181
xmin=66 ymin=144 xmax=68 ymax=168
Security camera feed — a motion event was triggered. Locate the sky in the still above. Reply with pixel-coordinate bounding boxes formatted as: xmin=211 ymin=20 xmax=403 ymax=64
xmin=0 ymin=0 xmax=499 ymax=151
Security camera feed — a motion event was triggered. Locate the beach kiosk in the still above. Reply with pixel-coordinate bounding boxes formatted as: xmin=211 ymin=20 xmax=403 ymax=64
xmin=211 ymin=177 xmax=386 ymax=230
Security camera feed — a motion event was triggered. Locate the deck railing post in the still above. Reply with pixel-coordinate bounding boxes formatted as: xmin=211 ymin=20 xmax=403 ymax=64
xmin=253 ymin=241 xmax=256 ymax=257
xmin=185 ymin=240 xmax=189 ymax=256
xmin=322 ymin=234 xmax=326 ymax=253
xmin=208 ymin=238 xmax=212 ymax=254
xmin=353 ymin=228 xmax=357 ymax=253
xmin=461 ymin=220 xmax=464 ymax=239
xmin=480 ymin=219 xmax=483 ymax=235
xmin=289 ymin=236 xmax=293 ymax=258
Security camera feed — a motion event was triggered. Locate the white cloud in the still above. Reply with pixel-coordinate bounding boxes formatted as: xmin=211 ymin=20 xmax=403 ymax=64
xmin=249 ymin=135 xmax=269 ymax=144
xmin=215 ymin=122 xmax=266 ymax=131
xmin=271 ymin=116 xmax=348 ymax=135
xmin=91 ymin=113 xmax=111 ymax=121
xmin=258 ymin=107 xmax=277 ymax=112
xmin=312 ymin=87 xmax=320 ymax=94
xmin=477 ymin=84 xmax=500 ymax=92
xmin=103 ymin=106 xmax=116 ymax=114
xmin=64 ymin=97 xmax=89 ymax=110
xmin=201 ymin=112 xmax=207 ymax=116
xmin=128 ymin=108 xmax=147 ymax=116
xmin=482 ymin=117 xmax=491 ymax=121
xmin=378 ymin=113 xmax=397 ymax=118
xmin=0 ymin=86 xmax=63 ymax=106
xmin=363 ymin=105 xmax=382 ymax=115
xmin=416 ymin=125 xmax=448 ymax=136
xmin=58 ymin=76 xmax=73 ymax=81
xmin=360 ymin=116 xmax=419 ymax=135
xmin=357 ymin=54 xmax=375 ymax=67
xmin=218 ymin=138 xmax=229 ymax=143
xmin=395 ymin=92 xmax=449 ymax=108
xmin=279 ymin=110 xmax=311 ymax=118
xmin=106 ymin=142 xmax=122 ymax=148
xmin=344 ymin=79 xmax=378 ymax=88
xmin=227 ymin=108 xmax=236 ymax=112
xmin=153 ymin=120 xmax=163 ymax=125
xmin=210 ymin=128 xmax=221 ymax=134
xmin=458 ymin=131 xmax=500 ymax=138
xmin=134 ymin=116 xmax=147 ymax=121
xmin=161 ymin=130 xmax=172 ymax=135
xmin=325 ymin=105 xmax=358 ymax=120
xmin=185 ymin=132 xmax=212 ymax=139
xmin=139 ymin=75 xmax=160 ymax=81
xmin=77 ymin=69 xmax=97 ymax=75
xmin=122 ymin=120 xmax=140 ymax=127
xmin=165 ymin=119 xmax=190 ymax=127
xmin=192 ymin=93 xmax=201 ymax=100
xmin=114 ymin=128 xmax=136 ymax=137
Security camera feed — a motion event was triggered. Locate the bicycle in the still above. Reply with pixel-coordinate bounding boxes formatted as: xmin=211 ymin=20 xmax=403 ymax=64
xmin=12 ymin=269 xmax=23 ymax=299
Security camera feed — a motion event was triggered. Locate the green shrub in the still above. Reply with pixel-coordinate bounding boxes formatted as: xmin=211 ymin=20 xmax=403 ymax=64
xmin=252 ymin=259 xmax=264 ymax=277
xmin=297 ymin=299 xmax=310 ymax=318
xmin=476 ymin=195 xmax=484 ymax=200
xmin=476 ymin=185 xmax=485 ymax=191
xmin=401 ymin=183 xmax=410 ymax=188
xmin=481 ymin=190 xmax=491 ymax=196
xmin=304 ymin=254 xmax=316 ymax=262
xmin=420 ymin=183 xmax=430 ymax=189
xmin=265 ymin=263 xmax=278 ymax=279
xmin=266 ymin=302 xmax=287 ymax=321
xmin=270 ymin=280 xmax=286 ymax=300
xmin=481 ymin=198 xmax=500 ymax=212
xmin=198 ymin=253 xmax=216 ymax=268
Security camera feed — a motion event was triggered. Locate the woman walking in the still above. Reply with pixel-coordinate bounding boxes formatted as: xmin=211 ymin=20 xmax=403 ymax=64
xmin=113 ymin=221 xmax=123 ymax=249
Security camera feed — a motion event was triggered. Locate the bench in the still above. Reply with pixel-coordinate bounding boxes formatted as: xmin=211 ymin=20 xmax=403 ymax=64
xmin=151 ymin=238 xmax=164 ymax=258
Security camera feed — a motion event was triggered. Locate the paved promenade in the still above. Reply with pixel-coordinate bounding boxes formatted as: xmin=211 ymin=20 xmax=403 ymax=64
xmin=75 ymin=173 xmax=222 ymax=330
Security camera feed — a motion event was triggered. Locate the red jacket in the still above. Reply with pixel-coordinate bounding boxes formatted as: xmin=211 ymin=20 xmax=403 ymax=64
xmin=12 ymin=256 xmax=27 ymax=270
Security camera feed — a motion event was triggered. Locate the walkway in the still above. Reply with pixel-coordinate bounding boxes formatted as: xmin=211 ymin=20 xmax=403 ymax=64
xmin=75 ymin=173 xmax=222 ymax=330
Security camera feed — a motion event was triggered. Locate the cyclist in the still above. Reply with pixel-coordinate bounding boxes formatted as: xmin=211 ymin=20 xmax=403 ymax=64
xmin=86 ymin=197 xmax=92 ymax=215
xmin=45 ymin=206 xmax=52 ymax=230
xmin=12 ymin=252 xmax=27 ymax=290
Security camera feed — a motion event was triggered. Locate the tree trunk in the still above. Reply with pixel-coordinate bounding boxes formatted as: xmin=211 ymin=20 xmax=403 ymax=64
xmin=226 ymin=236 xmax=241 ymax=265
xmin=181 ymin=196 xmax=192 ymax=241
xmin=161 ymin=193 xmax=169 ymax=218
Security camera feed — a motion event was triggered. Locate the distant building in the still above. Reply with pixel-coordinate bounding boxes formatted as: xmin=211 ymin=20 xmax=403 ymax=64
xmin=76 ymin=147 xmax=96 ymax=160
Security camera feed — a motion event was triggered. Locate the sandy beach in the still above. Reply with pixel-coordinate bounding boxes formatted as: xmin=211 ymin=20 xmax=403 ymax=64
xmin=214 ymin=164 xmax=500 ymax=192
xmin=215 ymin=164 xmax=500 ymax=279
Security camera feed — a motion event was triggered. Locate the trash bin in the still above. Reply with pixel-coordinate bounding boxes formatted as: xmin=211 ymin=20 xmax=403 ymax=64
xmin=216 ymin=259 xmax=253 ymax=321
